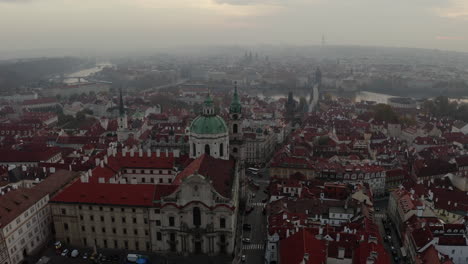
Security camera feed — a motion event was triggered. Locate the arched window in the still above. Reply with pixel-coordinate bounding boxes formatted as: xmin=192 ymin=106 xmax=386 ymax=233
xmin=219 ymin=143 xmax=224 ymax=157
xmin=193 ymin=207 xmax=201 ymax=227
xmin=233 ymin=124 xmax=238 ymax=134
xmin=204 ymin=145 xmax=210 ymax=156
xmin=192 ymin=143 xmax=196 ymax=156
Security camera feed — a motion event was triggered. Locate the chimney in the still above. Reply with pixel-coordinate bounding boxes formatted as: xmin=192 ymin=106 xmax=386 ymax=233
xmin=100 ymin=160 xmax=104 ymax=168
xmin=156 ymin=149 xmax=161 ymax=157
xmin=98 ymin=177 xmax=105 ymax=183
xmin=165 ymin=148 xmax=169 ymax=157
xmin=80 ymin=175 xmax=89 ymax=183
xmin=303 ymin=253 xmax=309 ymax=262
xmin=104 ymin=155 xmax=108 ymax=165
xmin=113 ymin=148 xmax=117 ymax=157
xmin=107 ymin=147 xmax=112 ymax=156
xmin=130 ymin=149 xmax=134 ymax=157
xmin=88 ymin=169 xmax=93 ymax=177
xmin=174 ymin=149 xmax=180 ymax=158
xmin=338 ymin=247 xmax=345 ymax=259
xmin=122 ymin=147 xmax=127 ymax=157
xmin=319 ymin=226 xmax=323 ymax=235
xmin=95 ymin=158 xmax=100 ymax=166
xmin=139 ymin=148 xmax=143 ymax=157
xmin=336 ymin=233 xmax=340 ymax=242
xmin=147 ymin=149 xmax=151 ymax=157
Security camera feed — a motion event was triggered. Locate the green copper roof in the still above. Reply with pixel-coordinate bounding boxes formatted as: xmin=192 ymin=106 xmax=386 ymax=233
xmin=229 ymin=85 xmax=242 ymax=114
xmin=190 ymin=115 xmax=228 ymax=135
xmin=204 ymin=94 xmax=214 ymax=107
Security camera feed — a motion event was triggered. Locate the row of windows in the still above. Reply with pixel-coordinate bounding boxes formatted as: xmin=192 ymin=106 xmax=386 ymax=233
xmin=77 ymin=214 xmax=148 ymax=224
xmin=73 ymin=206 xmax=142 ymax=213
xmin=122 ymin=177 xmax=172 ymax=184
xmin=67 ymin=223 xmax=149 ymax=236
xmin=5 ymin=198 xmax=47 ymax=233
xmin=81 ymin=237 xmax=150 ymax=251
xmin=125 ymin=169 xmax=172 ymax=175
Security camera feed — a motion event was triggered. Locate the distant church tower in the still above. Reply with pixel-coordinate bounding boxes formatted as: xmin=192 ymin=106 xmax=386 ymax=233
xmin=229 ymin=82 xmax=244 ymax=161
xmin=315 ymin=67 xmax=322 ymax=86
xmin=117 ymin=88 xmax=128 ymax=142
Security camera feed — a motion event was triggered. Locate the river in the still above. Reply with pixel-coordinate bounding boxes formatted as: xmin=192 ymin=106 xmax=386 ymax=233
xmin=64 ymin=62 xmax=112 ymax=84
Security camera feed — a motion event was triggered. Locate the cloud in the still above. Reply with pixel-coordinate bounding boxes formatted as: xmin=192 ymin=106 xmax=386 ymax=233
xmin=131 ymin=0 xmax=283 ymax=17
xmin=0 ymin=0 xmax=32 ymax=2
xmin=436 ymin=36 xmax=465 ymax=40
xmin=433 ymin=0 xmax=468 ymax=20
xmin=214 ymin=0 xmax=280 ymax=5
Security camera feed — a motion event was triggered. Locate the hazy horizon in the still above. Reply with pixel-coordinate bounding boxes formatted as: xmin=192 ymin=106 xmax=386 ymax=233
xmin=1 ymin=0 xmax=468 ymax=58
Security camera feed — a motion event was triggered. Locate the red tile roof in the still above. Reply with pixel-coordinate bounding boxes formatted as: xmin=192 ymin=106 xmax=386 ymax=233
xmin=0 ymin=187 xmax=48 ymax=228
xmin=412 ymin=227 xmax=434 ymax=249
xmin=22 ymin=97 xmax=57 ymax=105
xmin=279 ymin=229 xmax=327 ymax=264
xmin=174 ymin=154 xmax=235 ymax=198
xmin=0 ymin=147 xmax=61 ymax=162
xmin=51 ymin=181 xmax=156 ymax=207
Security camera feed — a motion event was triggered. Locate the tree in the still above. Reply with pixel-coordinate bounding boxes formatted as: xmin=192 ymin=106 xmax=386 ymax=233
xmin=373 ymin=104 xmax=399 ymax=123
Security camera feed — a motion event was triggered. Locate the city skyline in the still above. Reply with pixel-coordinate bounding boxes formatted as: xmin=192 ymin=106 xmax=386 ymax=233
xmin=1 ymin=0 xmax=468 ymax=57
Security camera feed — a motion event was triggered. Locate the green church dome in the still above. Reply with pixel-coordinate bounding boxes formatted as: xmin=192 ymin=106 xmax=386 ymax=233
xmin=190 ymin=115 xmax=228 ymax=135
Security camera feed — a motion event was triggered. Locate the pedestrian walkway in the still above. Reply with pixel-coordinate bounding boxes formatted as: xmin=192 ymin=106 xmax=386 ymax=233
xmin=250 ymin=202 xmax=265 ymax=207
xmin=243 ymin=244 xmax=264 ymax=250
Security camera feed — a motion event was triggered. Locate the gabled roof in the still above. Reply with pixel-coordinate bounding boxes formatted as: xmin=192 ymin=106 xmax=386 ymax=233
xmin=279 ymin=228 xmax=327 ymax=264
xmin=174 ymin=154 xmax=235 ymax=198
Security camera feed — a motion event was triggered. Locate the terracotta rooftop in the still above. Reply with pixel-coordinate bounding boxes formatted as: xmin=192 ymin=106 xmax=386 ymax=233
xmin=174 ymin=154 xmax=235 ymax=198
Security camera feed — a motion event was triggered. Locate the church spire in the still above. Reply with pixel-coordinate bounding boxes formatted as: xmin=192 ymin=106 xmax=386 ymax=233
xmin=119 ymin=88 xmax=125 ymax=116
xmin=202 ymin=92 xmax=215 ymax=116
xmin=230 ymin=82 xmax=242 ymax=114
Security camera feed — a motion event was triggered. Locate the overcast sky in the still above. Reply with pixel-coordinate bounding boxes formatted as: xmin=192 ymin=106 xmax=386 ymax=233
xmin=1 ymin=0 xmax=468 ymax=56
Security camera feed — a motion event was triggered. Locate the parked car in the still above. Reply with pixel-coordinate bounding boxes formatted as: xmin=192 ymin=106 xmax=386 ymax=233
xmin=54 ymin=241 xmax=62 ymax=250
xmin=71 ymin=249 xmax=79 ymax=258
xmin=61 ymin=249 xmax=69 ymax=257
xmin=242 ymin=238 xmax=251 ymax=243
xmin=241 ymin=255 xmax=246 ymax=262
xmin=82 ymin=252 xmax=88 ymax=259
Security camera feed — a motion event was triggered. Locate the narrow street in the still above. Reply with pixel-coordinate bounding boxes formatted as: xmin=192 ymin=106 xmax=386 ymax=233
xmin=241 ymin=169 xmax=269 ymax=264
xmin=374 ymin=198 xmax=405 ymax=264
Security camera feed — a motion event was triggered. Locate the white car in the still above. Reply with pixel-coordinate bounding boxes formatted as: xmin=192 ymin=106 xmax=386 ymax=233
xmin=71 ymin=249 xmax=79 ymax=258
xmin=241 ymin=255 xmax=246 ymax=262
xmin=61 ymin=249 xmax=69 ymax=257
xmin=242 ymin=238 xmax=251 ymax=243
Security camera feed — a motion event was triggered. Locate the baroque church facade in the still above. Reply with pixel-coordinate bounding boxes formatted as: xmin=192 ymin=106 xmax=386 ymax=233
xmin=50 ymin=86 xmax=245 ymax=257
